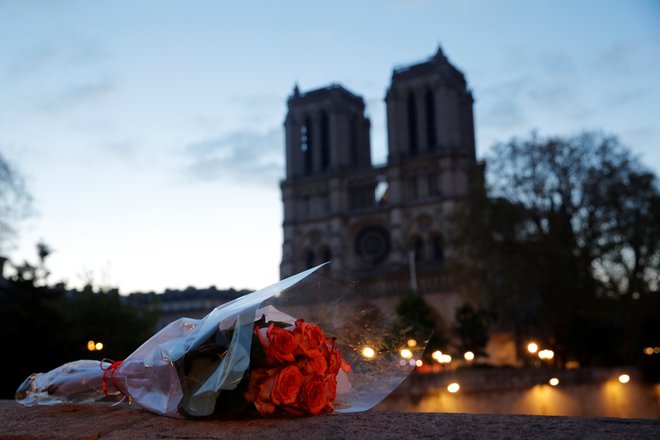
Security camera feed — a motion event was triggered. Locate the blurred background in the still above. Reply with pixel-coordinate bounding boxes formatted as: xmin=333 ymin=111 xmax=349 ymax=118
xmin=1 ymin=0 xmax=659 ymax=418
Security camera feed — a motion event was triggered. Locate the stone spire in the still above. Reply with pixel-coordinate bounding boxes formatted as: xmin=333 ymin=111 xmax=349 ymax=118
xmin=433 ymin=45 xmax=446 ymax=62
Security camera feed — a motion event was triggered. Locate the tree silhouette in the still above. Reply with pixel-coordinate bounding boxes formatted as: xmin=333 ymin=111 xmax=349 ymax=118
xmin=0 ymin=152 xmax=31 ymax=253
xmin=450 ymin=132 xmax=660 ymax=368
xmin=453 ymin=303 xmax=491 ymax=357
xmin=0 ymin=244 xmax=157 ymax=399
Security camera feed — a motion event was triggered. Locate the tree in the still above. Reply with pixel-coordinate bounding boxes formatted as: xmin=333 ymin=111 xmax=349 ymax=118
xmin=453 ymin=303 xmax=491 ymax=357
xmin=0 ymin=152 xmax=31 ymax=253
xmin=392 ymin=293 xmax=449 ymax=362
xmin=450 ymin=132 xmax=660 ymax=366
xmin=0 ymin=244 xmax=157 ymax=399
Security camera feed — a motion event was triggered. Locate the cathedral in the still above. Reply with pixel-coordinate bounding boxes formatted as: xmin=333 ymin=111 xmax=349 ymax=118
xmin=280 ymin=47 xmax=476 ymax=298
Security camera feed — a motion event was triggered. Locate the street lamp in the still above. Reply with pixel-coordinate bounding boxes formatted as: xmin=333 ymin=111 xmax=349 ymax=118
xmin=527 ymin=342 xmax=539 ymax=354
xmin=538 ymin=349 xmax=554 ymax=360
xmin=87 ymin=340 xmax=104 ymax=352
xmin=361 ymin=346 xmax=376 ymax=359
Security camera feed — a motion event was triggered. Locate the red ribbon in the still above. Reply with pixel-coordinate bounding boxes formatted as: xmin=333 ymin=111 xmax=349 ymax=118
xmin=100 ymin=359 xmax=124 ymax=396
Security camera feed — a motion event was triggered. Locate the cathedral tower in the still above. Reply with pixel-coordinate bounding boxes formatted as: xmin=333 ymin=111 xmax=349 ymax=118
xmin=280 ymin=84 xmax=372 ymax=277
xmin=385 ymin=47 xmax=476 ymax=162
xmin=280 ymin=47 xmax=476 ymax=298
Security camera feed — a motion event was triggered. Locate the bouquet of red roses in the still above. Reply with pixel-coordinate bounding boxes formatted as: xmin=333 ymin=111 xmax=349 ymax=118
xmin=246 ymin=318 xmax=342 ymax=415
xmin=16 ymin=263 xmax=429 ymax=418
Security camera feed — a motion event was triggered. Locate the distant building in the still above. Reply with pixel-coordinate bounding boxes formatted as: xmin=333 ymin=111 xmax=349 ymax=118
xmin=127 ymin=287 xmax=250 ymax=329
xmin=280 ymin=47 xmax=476 ymax=304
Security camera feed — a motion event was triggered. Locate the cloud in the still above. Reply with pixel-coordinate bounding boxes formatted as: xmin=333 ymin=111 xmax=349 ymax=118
xmin=481 ymin=96 xmax=527 ymax=130
xmin=8 ymin=37 xmax=108 ymax=79
xmin=478 ymin=78 xmax=529 ymax=130
xmin=183 ymin=128 xmax=284 ymax=186
xmin=39 ymin=78 xmax=117 ymax=112
xmin=527 ymin=80 xmax=578 ymax=109
xmin=5 ymin=35 xmax=116 ymax=113
xmin=506 ymin=47 xmax=577 ymax=79
xmin=591 ymin=43 xmax=637 ymax=77
xmin=538 ymin=52 xmax=577 ymax=78
xmin=479 ymin=71 xmax=592 ymax=128
xmin=228 ymin=94 xmax=285 ymax=126
xmin=104 ymin=139 xmax=140 ymax=162
xmin=604 ymin=88 xmax=646 ymax=108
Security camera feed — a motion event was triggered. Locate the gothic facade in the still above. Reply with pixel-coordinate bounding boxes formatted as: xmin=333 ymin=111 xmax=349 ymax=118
xmin=280 ymin=47 xmax=476 ymax=296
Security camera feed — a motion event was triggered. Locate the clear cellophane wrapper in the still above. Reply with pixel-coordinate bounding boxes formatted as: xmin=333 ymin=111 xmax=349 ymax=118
xmin=16 ymin=263 xmax=430 ymax=417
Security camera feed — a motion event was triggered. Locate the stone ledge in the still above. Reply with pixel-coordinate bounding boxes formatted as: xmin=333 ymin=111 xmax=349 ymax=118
xmin=1 ymin=401 xmax=658 ymax=440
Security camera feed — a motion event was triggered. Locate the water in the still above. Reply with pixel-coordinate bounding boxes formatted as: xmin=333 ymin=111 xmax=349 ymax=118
xmin=375 ymin=370 xmax=660 ymax=419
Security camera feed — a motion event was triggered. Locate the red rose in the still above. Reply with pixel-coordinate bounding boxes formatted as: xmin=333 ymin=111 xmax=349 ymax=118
xmin=326 ymin=347 xmax=341 ymax=375
xmin=266 ymin=323 xmax=298 ymax=364
xmin=294 ymin=320 xmax=326 ymax=356
xmin=248 ymin=319 xmax=340 ymax=416
xmin=308 ymin=350 xmax=328 ymax=375
xmin=245 ymin=368 xmax=277 ymax=415
xmin=325 ymin=374 xmax=337 ymax=403
xmin=271 ymin=365 xmax=304 ymax=406
xmin=299 ymin=374 xmax=330 ymax=415
xmin=321 ymin=338 xmax=341 ymax=375
xmin=297 ymin=350 xmax=328 ymax=376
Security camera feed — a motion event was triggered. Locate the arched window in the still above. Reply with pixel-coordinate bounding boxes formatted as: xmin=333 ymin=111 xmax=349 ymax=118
xmin=408 ymin=176 xmax=418 ymax=199
xmin=411 ymin=236 xmax=424 ymax=262
xmin=302 ymin=116 xmax=313 ymax=175
xmin=305 ymin=250 xmax=316 ymax=269
xmin=425 ymin=89 xmax=437 ymax=150
xmin=320 ymin=111 xmax=330 ymax=171
xmin=433 ymin=235 xmax=445 ymax=263
xmin=350 ymin=117 xmax=358 ymax=166
xmin=407 ymin=93 xmax=418 ymax=155
xmin=321 ymin=247 xmax=332 ymax=263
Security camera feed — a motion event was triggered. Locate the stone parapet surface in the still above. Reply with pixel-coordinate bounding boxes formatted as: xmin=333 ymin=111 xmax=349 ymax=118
xmin=1 ymin=401 xmax=658 ymax=440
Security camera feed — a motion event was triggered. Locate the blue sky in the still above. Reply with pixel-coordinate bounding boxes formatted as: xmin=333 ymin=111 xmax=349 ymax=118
xmin=1 ymin=0 xmax=659 ymax=293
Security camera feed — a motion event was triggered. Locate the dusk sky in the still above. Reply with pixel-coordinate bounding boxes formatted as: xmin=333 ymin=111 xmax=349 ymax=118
xmin=1 ymin=0 xmax=659 ymax=293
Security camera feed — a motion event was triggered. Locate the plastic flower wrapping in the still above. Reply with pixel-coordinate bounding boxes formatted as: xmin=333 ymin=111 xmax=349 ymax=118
xmin=15 ymin=263 xmax=430 ymax=418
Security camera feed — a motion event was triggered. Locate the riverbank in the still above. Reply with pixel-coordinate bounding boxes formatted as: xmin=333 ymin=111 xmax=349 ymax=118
xmin=376 ymin=367 xmax=660 ymax=419
xmin=1 ymin=400 xmax=659 ymax=439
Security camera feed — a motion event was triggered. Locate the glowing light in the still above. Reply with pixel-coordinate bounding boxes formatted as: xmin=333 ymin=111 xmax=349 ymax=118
xmin=654 ymin=347 xmax=660 ymax=354
xmin=400 ymin=348 xmax=413 ymax=359
xmin=95 ymin=342 xmax=104 ymax=351
xmin=440 ymin=354 xmax=452 ymax=364
xmin=464 ymin=351 xmax=475 ymax=361
xmin=415 ymin=359 xmax=423 ymax=367
xmin=643 ymin=347 xmax=654 ymax=355
xmin=447 ymin=383 xmax=460 ymax=393
xmin=527 ymin=342 xmax=539 ymax=354
xmin=87 ymin=340 xmax=96 ymax=351
xmin=399 ymin=360 xmax=407 ymax=367
xmin=408 ymin=359 xmax=416 ymax=366
xmin=361 ymin=346 xmax=376 ymax=359
xmin=618 ymin=374 xmax=630 ymax=384
xmin=432 ymin=350 xmax=443 ymax=362
xmin=407 ymin=339 xmax=417 ymax=348
xmin=566 ymin=361 xmax=580 ymax=369
xmin=549 ymin=377 xmax=559 ymax=386
xmin=538 ymin=349 xmax=554 ymax=360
